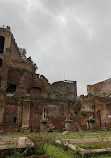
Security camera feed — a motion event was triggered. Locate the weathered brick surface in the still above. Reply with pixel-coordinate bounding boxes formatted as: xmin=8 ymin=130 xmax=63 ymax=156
xmin=8 ymin=70 xmax=21 ymax=83
xmin=87 ymin=78 xmax=111 ymax=97
xmin=1 ymin=26 xmax=111 ymax=132
xmin=52 ymin=81 xmax=77 ymax=100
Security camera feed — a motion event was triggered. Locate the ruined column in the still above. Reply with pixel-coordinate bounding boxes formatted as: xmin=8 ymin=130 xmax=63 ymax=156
xmin=40 ymin=108 xmax=47 ymax=132
xmin=65 ymin=118 xmax=73 ymax=131
xmin=40 ymin=120 xmax=47 ymax=132
xmin=21 ymin=94 xmax=31 ymax=132
xmin=0 ymin=102 xmax=5 ymax=123
xmin=87 ymin=116 xmax=95 ymax=131
xmin=0 ymin=90 xmax=5 ymax=123
xmin=17 ymin=99 xmax=23 ymax=125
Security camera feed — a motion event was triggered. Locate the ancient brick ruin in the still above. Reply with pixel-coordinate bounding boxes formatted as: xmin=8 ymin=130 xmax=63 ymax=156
xmin=87 ymin=78 xmax=111 ymax=97
xmin=0 ymin=26 xmax=111 ymax=132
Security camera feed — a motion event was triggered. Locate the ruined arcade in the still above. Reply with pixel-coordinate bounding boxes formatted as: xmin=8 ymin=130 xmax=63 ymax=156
xmin=0 ymin=26 xmax=111 ymax=132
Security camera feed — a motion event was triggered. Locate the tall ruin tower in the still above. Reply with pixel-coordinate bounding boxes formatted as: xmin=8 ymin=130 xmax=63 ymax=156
xmin=0 ymin=26 xmax=21 ymax=61
xmin=0 ymin=26 xmax=22 ymax=93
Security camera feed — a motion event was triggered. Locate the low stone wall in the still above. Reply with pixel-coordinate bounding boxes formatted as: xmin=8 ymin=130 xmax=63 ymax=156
xmin=56 ymin=138 xmax=111 ymax=158
xmin=0 ymin=124 xmax=20 ymax=133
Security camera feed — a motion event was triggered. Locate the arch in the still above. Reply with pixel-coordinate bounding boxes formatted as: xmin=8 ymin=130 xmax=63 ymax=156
xmin=27 ymin=86 xmax=42 ymax=97
xmin=0 ymin=58 xmax=2 ymax=67
xmin=6 ymin=84 xmax=16 ymax=94
xmin=48 ymin=93 xmax=52 ymax=98
xmin=0 ymin=36 xmax=5 ymax=54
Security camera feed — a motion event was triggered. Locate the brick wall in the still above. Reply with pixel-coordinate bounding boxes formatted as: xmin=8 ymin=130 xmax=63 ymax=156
xmin=87 ymin=78 xmax=111 ymax=97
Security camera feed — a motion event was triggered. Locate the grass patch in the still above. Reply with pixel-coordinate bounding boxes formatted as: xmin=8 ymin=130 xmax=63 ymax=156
xmin=58 ymin=132 xmax=111 ymax=140
xmin=10 ymin=132 xmax=25 ymax=135
xmin=77 ymin=142 xmax=111 ymax=150
xmin=96 ymin=153 xmax=111 ymax=158
xmin=47 ymin=145 xmax=80 ymax=158
xmin=47 ymin=145 xmax=111 ymax=158
xmin=5 ymin=132 xmax=111 ymax=158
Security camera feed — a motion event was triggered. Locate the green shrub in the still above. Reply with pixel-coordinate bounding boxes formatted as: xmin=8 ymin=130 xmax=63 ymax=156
xmin=28 ymin=133 xmax=55 ymax=156
xmin=6 ymin=151 xmax=23 ymax=158
xmin=80 ymin=110 xmax=87 ymax=117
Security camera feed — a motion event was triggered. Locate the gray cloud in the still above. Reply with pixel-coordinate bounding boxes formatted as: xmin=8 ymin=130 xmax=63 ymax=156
xmin=0 ymin=0 xmax=111 ymax=95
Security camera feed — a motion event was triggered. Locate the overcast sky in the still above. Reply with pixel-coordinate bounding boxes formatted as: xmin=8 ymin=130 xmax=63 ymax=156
xmin=0 ymin=0 xmax=111 ymax=95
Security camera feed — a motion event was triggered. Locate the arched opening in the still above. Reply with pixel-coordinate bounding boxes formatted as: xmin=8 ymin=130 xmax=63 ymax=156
xmin=6 ymin=84 xmax=16 ymax=96
xmin=48 ymin=93 xmax=52 ymax=98
xmin=0 ymin=36 xmax=5 ymax=54
xmin=42 ymin=108 xmax=46 ymax=121
xmin=75 ymin=112 xmax=78 ymax=116
xmin=27 ymin=86 xmax=42 ymax=97
xmin=13 ymin=117 xmax=17 ymax=123
xmin=0 ymin=58 xmax=3 ymax=67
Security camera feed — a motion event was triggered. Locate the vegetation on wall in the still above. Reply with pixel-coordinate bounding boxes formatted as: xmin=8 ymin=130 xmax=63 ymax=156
xmin=0 ymin=123 xmax=18 ymax=127
xmin=80 ymin=110 xmax=87 ymax=117
xmin=55 ymin=94 xmax=63 ymax=99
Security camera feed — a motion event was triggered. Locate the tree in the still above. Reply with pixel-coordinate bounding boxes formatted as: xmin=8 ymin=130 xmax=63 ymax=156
xmin=19 ymin=48 xmax=27 ymax=60
xmin=33 ymin=63 xmax=38 ymax=71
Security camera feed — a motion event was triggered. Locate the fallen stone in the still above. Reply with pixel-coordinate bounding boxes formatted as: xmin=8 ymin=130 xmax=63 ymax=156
xmin=0 ymin=131 xmax=5 ymax=135
xmin=62 ymin=131 xmax=69 ymax=135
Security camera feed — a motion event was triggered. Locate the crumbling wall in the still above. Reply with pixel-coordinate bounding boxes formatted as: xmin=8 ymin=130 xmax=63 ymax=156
xmin=8 ymin=70 xmax=21 ymax=83
xmin=79 ymin=95 xmax=111 ymax=130
xmin=10 ymin=34 xmax=21 ymax=60
xmin=80 ymin=95 xmax=95 ymax=112
xmin=87 ymin=78 xmax=111 ymax=97
xmin=52 ymin=81 xmax=77 ymax=100
xmin=94 ymin=97 xmax=111 ymax=130
xmin=30 ymin=101 xmax=67 ymax=131
xmin=20 ymin=72 xmax=33 ymax=89
xmin=3 ymin=99 xmax=18 ymax=123
xmin=0 ymin=26 xmax=11 ymax=53
xmin=0 ymin=26 xmax=82 ymax=132
xmin=28 ymin=87 xmax=42 ymax=97
xmin=10 ymin=60 xmax=34 ymax=73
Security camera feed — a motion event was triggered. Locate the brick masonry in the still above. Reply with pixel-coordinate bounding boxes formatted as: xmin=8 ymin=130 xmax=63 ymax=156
xmin=0 ymin=26 xmax=111 ymax=132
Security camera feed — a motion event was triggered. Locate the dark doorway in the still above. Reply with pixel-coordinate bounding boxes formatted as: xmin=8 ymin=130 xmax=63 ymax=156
xmin=48 ymin=93 xmax=52 ymax=98
xmin=0 ymin=58 xmax=3 ymax=67
xmin=6 ymin=84 xmax=16 ymax=93
xmin=0 ymin=36 xmax=5 ymax=54
xmin=13 ymin=117 xmax=16 ymax=123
